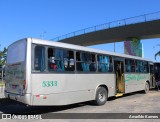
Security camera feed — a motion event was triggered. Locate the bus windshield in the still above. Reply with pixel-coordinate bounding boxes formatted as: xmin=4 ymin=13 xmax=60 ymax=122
xmin=7 ymin=40 xmax=26 ymax=64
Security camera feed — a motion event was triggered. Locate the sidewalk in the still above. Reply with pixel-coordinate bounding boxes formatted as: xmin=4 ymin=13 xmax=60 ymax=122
xmin=0 ymin=86 xmax=5 ymax=98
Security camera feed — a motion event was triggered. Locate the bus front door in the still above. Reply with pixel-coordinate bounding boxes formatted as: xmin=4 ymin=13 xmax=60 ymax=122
xmin=114 ymin=60 xmax=125 ymax=96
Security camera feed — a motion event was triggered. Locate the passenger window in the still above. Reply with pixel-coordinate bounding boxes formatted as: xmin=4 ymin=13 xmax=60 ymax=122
xmin=89 ymin=54 xmax=97 ymax=72
xmin=125 ymin=59 xmax=131 ymax=72
xmin=136 ymin=60 xmax=144 ymax=73
xmin=34 ymin=46 xmax=46 ymax=71
xmin=143 ymin=61 xmax=149 ymax=73
xmin=66 ymin=51 xmax=75 ymax=71
xmin=131 ymin=60 xmax=136 ymax=72
xmin=139 ymin=61 xmax=143 ymax=73
xmin=135 ymin=61 xmax=138 ymax=72
xmin=97 ymin=55 xmax=113 ymax=72
xmin=48 ymin=48 xmax=75 ymax=72
xmin=125 ymin=59 xmax=135 ymax=73
xmin=76 ymin=52 xmax=97 ymax=72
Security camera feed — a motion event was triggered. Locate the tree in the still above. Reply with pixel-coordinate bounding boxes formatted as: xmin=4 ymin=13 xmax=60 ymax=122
xmin=155 ymin=51 xmax=160 ymax=60
xmin=0 ymin=47 xmax=7 ymax=67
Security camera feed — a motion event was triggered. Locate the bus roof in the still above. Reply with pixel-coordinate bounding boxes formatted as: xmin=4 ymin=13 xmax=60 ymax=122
xmin=16 ymin=38 xmax=153 ymax=62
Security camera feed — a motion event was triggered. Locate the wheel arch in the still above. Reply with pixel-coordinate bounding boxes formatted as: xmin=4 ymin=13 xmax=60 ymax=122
xmin=94 ymin=84 xmax=109 ymax=100
xmin=146 ymin=80 xmax=150 ymax=89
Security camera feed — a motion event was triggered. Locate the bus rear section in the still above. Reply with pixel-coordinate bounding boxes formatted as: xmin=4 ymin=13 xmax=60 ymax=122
xmin=5 ymin=39 xmax=31 ymax=105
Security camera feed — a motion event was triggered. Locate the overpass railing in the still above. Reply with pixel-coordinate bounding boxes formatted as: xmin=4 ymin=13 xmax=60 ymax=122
xmin=52 ymin=11 xmax=160 ymax=41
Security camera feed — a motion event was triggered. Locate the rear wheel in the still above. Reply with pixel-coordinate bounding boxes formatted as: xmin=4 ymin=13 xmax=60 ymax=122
xmin=94 ymin=87 xmax=108 ymax=106
xmin=144 ymin=82 xmax=149 ymax=94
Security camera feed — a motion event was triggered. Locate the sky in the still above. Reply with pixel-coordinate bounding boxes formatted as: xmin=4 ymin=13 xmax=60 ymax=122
xmin=0 ymin=0 xmax=160 ymax=61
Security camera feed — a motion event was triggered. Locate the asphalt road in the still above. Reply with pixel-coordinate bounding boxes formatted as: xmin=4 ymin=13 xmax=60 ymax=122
xmin=0 ymin=89 xmax=160 ymax=121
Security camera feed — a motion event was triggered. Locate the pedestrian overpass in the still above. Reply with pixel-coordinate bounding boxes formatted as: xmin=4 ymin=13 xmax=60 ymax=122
xmin=52 ymin=11 xmax=160 ymax=46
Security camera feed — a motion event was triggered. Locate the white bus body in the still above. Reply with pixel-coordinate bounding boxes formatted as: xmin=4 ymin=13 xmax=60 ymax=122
xmin=5 ymin=38 xmax=153 ymax=106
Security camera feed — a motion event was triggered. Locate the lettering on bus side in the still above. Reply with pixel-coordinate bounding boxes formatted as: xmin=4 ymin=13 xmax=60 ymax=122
xmin=42 ymin=81 xmax=58 ymax=87
xmin=125 ymin=74 xmax=147 ymax=82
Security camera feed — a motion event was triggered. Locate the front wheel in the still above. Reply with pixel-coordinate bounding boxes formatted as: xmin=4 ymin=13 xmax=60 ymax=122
xmin=144 ymin=82 xmax=149 ymax=94
xmin=94 ymin=87 xmax=108 ymax=106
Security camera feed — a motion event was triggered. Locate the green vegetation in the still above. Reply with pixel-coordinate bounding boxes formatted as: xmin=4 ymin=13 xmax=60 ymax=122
xmin=155 ymin=51 xmax=160 ymax=60
xmin=0 ymin=80 xmax=5 ymax=86
xmin=0 ymin=47 xmax=7 ymax=67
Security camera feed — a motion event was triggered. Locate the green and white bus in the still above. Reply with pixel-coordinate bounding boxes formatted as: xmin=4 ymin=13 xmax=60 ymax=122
xmin=5 ymin=38 xmax=155 ymax=106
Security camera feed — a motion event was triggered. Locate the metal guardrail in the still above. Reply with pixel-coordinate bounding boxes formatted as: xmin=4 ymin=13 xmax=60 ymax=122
xmin=52 ymin=11 xmax=160 ymax=41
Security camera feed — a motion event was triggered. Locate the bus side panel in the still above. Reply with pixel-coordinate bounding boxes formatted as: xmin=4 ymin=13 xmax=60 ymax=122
xmin=125 ymin=73 xmax=150 ymax=93
xmin=31 ymin=74 xmax=93 ymax=105
xmin=31 ymin=73 xmax=115 ymax=106
xmin=75 ymin=74 xmax=116 ymax=98
xmin=32 ymin=90 xmax=94 ymax=106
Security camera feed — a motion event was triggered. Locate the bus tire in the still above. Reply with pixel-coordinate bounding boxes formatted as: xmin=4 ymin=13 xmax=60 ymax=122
xmin=94 ymin=87 xmax=108 ymax=106
xmin=144 ymin=82 xmax=149 ymax=94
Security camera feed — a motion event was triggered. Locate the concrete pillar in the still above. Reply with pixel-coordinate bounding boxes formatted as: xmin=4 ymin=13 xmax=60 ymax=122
xmin=124 ymin=38 xmax=143 ymax=57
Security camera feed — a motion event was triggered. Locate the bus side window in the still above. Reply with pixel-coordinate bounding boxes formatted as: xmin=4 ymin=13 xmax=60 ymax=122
xmin=80 ymin=52 xmax=90 ymax=72
xmin=48 ymin=48 xmax=75 ymax=72
xmin=125 ymin=59 xmax=131 ymax=72
xmin=55 ymin=49 xmax=65 ymax=71
xmin=66 ymin=51 xmax=75 ymax=71
xmin=89 ymin=54 xmax=96 ymax=72
xmin=76 ymin=52 xmax=83 ymax=71
xmin=109 ymin=56 xmax=113 ymax=72
xmin=98 ymin=55 xmax=112 ymax=73
xmin=131 ymin=59 xmax=135 ymax=72
xmin=34 ymin=46 xmax=46 ymax=71
xmin=139 ymin=61 xmax=143 ymax=73
xmin=135 ymin=60 xmax=139 ymax=72
xmin=143 ymin=61 xmax=149 ymax=73
xmin=69 ymin=59 xmax=74 ymax=67
xmin=76 ymin=52 xmax=96 ymax=72
xmin=136 ymin=60 xmax=144 ymax=73
xmin=48 ymin=48 xmax=57 ymax=71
